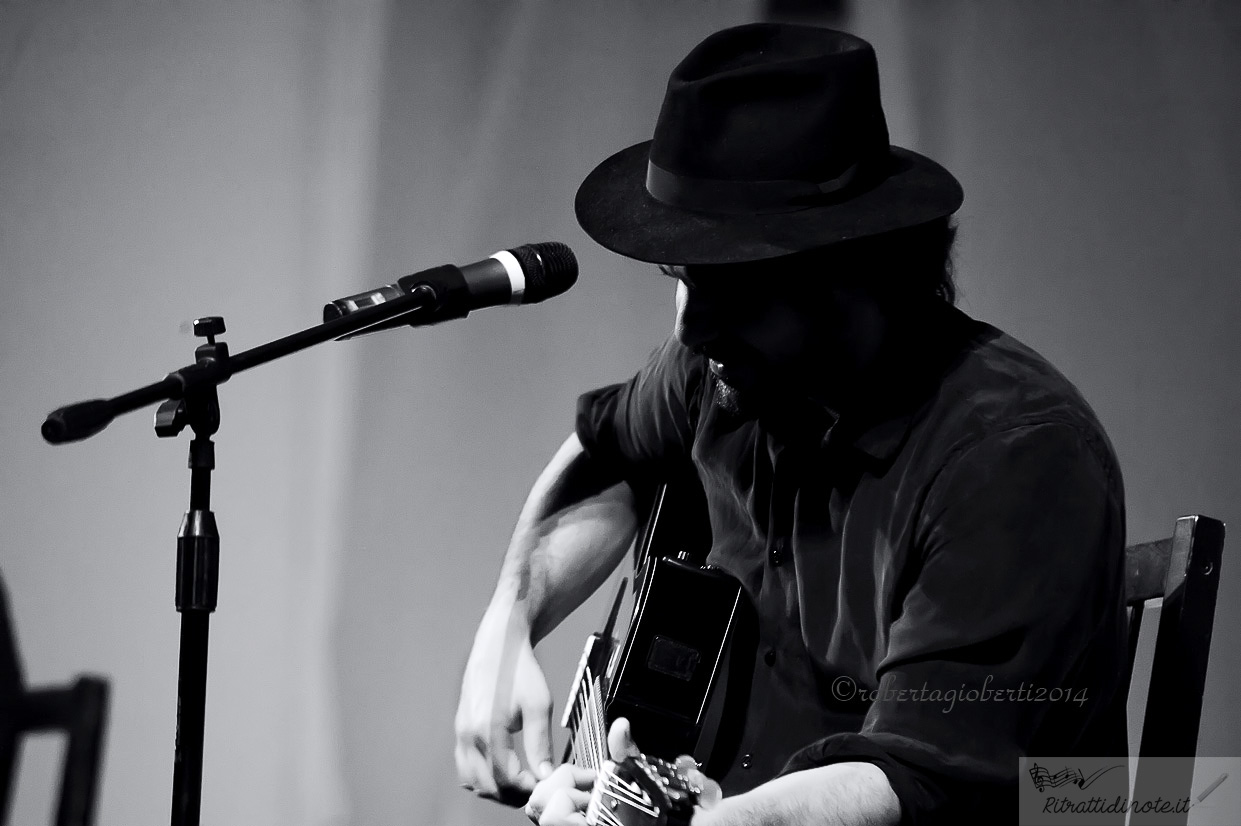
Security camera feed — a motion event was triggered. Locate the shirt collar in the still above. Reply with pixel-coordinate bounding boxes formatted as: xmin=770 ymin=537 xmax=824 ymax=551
xmin=818 ymin=305 xmax=982 ymax=466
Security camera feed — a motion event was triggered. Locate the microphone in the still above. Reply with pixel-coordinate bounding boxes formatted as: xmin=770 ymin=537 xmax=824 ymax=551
xmin=323 ymin=242 xmax=577 ymax=337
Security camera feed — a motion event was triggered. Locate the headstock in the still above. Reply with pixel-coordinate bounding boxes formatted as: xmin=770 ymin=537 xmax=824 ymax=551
xmin=585 ymin=754 xmax=702 ymax=826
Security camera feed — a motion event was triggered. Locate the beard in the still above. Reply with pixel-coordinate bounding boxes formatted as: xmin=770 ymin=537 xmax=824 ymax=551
xmin=706 ymin=353 xmax=834 ymax=444
xmin=711 ymin=373 xmax=750 ymax=418
xmin=707 ymin=357 xmax=783 ymax=421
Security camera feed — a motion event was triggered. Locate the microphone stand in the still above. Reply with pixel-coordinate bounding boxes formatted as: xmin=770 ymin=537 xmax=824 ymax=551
xmin=41 ymin=282 xmax=445 ymax=826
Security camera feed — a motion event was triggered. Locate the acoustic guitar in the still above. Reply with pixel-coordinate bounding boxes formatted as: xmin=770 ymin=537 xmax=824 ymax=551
xmin=557 ymin=481 xmax=756 ymax=825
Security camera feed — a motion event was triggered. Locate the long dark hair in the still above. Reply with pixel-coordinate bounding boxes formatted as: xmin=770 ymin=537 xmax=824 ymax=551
xmin=789 ymin=216 xmax=959 ymax=308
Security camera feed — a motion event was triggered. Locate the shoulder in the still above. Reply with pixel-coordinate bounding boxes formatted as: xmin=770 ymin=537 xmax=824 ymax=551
xmin=920 ymin=310 xmax=1120 ymax=482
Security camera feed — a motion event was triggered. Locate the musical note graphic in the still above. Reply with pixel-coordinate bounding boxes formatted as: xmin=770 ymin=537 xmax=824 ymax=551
xmin=1028 ymin=763 xmax=1123 ymax=792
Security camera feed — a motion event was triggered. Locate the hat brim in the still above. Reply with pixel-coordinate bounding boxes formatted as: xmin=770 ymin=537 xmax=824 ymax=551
xmin=574 ymin=141 xmax=964 ymax=266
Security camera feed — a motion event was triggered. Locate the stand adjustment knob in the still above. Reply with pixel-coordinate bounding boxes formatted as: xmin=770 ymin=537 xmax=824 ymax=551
xmin=193 ymin=317 xmax=226 ymax=343
xmin=154 ymin=399 xmax=187 ymax=437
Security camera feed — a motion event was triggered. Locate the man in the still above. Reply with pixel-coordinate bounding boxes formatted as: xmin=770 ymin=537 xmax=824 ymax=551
xmin=455 ymin=23 xmax=1128 ymax=825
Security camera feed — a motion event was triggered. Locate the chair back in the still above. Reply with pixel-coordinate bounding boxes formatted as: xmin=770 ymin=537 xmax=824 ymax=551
xmin=1123 ymin=515 xmax=1225 ymax=825
xmin=0 ymin=574 xmax=109 ymax=826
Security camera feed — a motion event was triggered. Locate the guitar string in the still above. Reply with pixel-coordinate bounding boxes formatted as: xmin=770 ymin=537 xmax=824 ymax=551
xmin=566 ymin=700 xmax=578 ymax=765
xmin=579 ymin=667 xmax=602 ymax=770
xmin=589 ymin=768 xmax=658 ymax=825
xmin=584 ymin=716 xmax=661 ymax=817
xmin=600 ymin=785 xmax=656 ymax=814
xmin=595 ymin=682 xmax=608 ymax=764
xmin=590 ymin=804 xmax=624 ymax=826
xmin=573 ymin=704 xmax=589 ymax=768
xmin=591 ymin=672 xmax=607 ymax=768
xmin=565 ymin=644 xmax=599 ymax=765
xmin=568 ymin=698 xmax=584 ymax=766
xmin=587 ymin=770 xmax=629 ymax=826
xmin=575 ymin=656 xmax=658 ymax=825
xmin=583 ymin=668 xmax=598 ymax=768
xmin=575 ymin=671 xmax=592 ymax=769
xmin=601 ymin=774 xmax=658 ymax=814
xmin=587 ymin=799 xmax=624 ymax=826
xmin=568 ymin=675 xmax=597 ymax=769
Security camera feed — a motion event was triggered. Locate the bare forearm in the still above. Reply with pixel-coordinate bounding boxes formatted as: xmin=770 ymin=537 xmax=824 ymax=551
xmin=694 ymin=763 xmax=901 ymax=826
xmin=489 ymin=432 xmax=638 ymax=642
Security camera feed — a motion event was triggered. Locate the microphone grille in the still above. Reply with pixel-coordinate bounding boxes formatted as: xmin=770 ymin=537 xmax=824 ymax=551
xmin=511 ymin=242 xmax=578 ymax=304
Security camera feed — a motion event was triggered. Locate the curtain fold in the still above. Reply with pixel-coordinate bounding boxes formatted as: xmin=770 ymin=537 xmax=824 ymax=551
xmin=0 ymin=1 xmax=386 ymax=823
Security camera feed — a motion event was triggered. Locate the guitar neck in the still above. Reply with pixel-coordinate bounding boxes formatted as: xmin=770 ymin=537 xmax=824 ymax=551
xmin=562 ymin=576 xmax=627 ymax=767
xmin=566 ymin=670 xmax=609 ymax=770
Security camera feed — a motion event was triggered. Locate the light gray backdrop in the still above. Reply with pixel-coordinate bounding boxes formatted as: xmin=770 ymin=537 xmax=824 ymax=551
xmin=2 ymin=2 xmax=1238 ymax=825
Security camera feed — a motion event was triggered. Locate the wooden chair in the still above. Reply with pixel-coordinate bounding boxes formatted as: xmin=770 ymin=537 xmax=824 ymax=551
xmin=0 ymin=574 xmax=109 ymax=826
xmin=1123 ymin=514 xmax=1225 ymax=824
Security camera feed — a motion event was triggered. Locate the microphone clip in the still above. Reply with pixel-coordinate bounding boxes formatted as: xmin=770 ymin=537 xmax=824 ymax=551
xmin=155 ymin=316 xmax=231 ymax=439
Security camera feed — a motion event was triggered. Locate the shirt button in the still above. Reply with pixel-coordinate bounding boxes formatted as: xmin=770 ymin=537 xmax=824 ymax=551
xmin=763 ymin=648 xmax=776 ymax=666
xmin=769 ymin=538 xmax=787 ymax=566
xmin=741 ymin=753 xmax=753 ymax=769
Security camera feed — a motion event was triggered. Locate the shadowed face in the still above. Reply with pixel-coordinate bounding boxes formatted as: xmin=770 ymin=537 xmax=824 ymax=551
xmin=664 ymin=257 xmax=887 ymax=417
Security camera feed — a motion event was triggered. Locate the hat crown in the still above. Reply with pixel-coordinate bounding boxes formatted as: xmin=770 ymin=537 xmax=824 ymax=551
xmin=572 ymin=23 xmax=963 ymax=265
xmin=650 ymin=24 xmax=891 ymax=187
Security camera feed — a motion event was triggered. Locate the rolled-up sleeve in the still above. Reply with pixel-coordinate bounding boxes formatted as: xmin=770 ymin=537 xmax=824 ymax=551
xmin=783 ymin=421 xmax=1127 ymax=823
xmin=575 ymin=335 xmax=705 ymax=481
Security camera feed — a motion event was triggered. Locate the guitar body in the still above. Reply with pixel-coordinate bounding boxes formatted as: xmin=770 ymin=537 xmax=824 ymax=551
xmin=561 ymin=478 xmax=757 ymax=819
xmin=606 ymin=555 xmax=752 ymax=771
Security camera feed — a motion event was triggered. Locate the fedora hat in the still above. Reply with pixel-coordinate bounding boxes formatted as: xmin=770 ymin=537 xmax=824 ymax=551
xmin=574 ymin=23 xmax=963 ymax=266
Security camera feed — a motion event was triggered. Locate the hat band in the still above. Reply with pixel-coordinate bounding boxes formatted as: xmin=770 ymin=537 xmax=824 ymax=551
xmin=645 ymin=158 xmax=870 ymax=215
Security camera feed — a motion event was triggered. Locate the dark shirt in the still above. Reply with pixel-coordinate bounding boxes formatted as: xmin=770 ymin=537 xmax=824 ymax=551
xmin=575 ymin=304 xmax=1129 ymax=824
